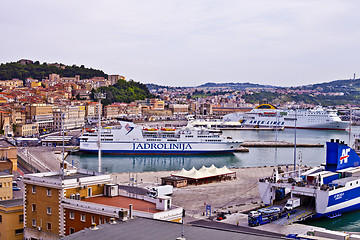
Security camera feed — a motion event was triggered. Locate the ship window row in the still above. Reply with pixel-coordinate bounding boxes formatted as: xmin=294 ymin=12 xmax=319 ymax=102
xmin=205 ymin=139 xmax=221 ymax=142
xmin=185 ymin=135 xmax=194 ymax=138
xmin=101 ymin=139 xmax=113 ymax=141
xmin=198 ymin=135 xmax=219 ymax=138
xmin=146 ymin=139 xmax=161 ymax=141
xmin=167 ymin=139 xmax=178 ymax=142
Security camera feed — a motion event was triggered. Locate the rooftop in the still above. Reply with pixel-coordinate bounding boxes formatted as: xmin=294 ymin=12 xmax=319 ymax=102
xmin=0 ymin=139 xmax=15 ymax=148
xmin=0 ymin=198 xmax=23 ymax=208
xmin=82 ymin=195 xmax=160 ymax=213
xmin=61 ymin=217 xmax=282 ymax=240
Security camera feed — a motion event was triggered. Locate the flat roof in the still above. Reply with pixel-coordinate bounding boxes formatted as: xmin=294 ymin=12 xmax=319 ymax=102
xmin=61 ymin=217 xmax=283 ymax=240
xmin=0 ymin=139 xmax=15 ymax=148
xmin=0 ymin=198 xmax=23 ymax=208
xmin=43 ymin=172 xmax=97 ymax=180
xmin=0 ymin=171 xmax=12 ymax=177
xmin=82 ymin=195 xmax=160 ymax=213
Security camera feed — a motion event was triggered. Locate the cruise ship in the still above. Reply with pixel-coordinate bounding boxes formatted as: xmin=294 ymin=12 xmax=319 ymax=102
xmin=79 ymin=121 xmax=242 ymax=154
xmin=223 ymin=104 xmax=349 ymax=130
xmin=259 ymin=139 xmax=360 ymax=219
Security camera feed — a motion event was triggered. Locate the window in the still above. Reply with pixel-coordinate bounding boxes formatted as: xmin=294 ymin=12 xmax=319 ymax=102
xmin=88 ymin=187 xmax=92 ymax=197
xmin=99 ymin=218 xmax=103 ymax=224
xmin=70 ymin=227 xmax=75 ymax=234
xmin=47 ymin=189 xmax=51 ymax=196
xmin=47 ymin=207 xmax=51 ymax=215
xmin=0 ymin=214 xmax=2 ymax=222
xmin=32 ymin=219 xmax=36 ymax=227
xmin=91 ymin=216 xmax=95 ymax=224
xmin=70 ymin=194 xmax=75 ymax=199
xmin=69 ymin=212 xmax=74 ymax=220
xmin=47 ymin=222 xmax=52 ymax=231
xmin=15 ymin=228 xmax=23 ymax=235
xmin=19 ymin=214 xmax=24 ymax=223
xmin=32 ymin=186 xmax=36 ymax=194
xmin=0 ymin=183 xmax=2 ymax=188
xmin=80 ymin=214 xmax=86 ymax=222
xmin=32 ymin=204 xmax=36 ymax=212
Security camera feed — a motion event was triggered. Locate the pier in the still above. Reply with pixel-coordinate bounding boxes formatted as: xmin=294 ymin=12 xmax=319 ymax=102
xmin=241 ymin=141 xmax=324 ymax=148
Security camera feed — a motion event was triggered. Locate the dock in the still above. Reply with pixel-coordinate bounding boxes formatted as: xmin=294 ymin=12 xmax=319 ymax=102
xmin=241 ymin=141 xmax=324 ymax=148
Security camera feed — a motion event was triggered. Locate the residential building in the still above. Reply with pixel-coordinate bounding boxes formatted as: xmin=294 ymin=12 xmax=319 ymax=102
xmin=0 ymin=172 xmax=13 ymax=200
xmin=85 ymin=102 xmax=101 ymax=121
xmin=23 ymin=170 xmax=183 ymax=239
xmin=0 ymin=199 xmax=24 ymax=240
xmin=0 ymin=79 xmax=23 ymax=88
xmin=168 ymin=104 xmax=188 ymax=115
xmin=26 ymin=104 xmax=54 ymax=133
xmin=0 ymin=140 xmax=18 ymax=171
xmin=52 ymin=105 xmax=85 ymax=131
xmin=14 ymin=123 xmax=39 ymax=137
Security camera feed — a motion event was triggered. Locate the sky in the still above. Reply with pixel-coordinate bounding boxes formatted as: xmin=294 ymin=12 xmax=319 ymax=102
xmin=1 ymin=0 xmax=360 ymax=87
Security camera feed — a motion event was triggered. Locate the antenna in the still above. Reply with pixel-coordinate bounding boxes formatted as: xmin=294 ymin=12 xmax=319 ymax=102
xmin=95 ymin=92 xmax=106 ymax=173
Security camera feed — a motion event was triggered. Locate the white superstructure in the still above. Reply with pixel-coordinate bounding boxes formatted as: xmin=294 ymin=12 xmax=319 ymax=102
xmin=223 ymin=104 xmax=349 ymax=130
xmin=79 ymin=121 xmax=242 ymax=154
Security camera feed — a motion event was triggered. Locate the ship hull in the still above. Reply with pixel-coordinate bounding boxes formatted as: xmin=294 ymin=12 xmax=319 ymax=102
xmin=80 ymin=141 xmax=240 ymax=155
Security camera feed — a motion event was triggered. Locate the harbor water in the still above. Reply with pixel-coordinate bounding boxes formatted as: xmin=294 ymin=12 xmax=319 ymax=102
xmin=66 ymin=126 xmax=360 ymax=232
xmin=67 ymin=127 xmax=355 ymax=173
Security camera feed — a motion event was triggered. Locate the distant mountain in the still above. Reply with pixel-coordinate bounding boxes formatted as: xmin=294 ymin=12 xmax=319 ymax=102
xmin=0 ymin=60 xmax=107 ymax=80
xmin=197 ymin=82 xmax=279 ymax=89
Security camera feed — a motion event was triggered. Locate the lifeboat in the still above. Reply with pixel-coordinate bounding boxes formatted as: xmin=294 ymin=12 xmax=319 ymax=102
xmin=161 ymin=127 xmax=176 ymax=131
xmin=143 ymin=127 xmax=158 ymax=131
xmin=85 ymin=128 xmax=95 ymax=133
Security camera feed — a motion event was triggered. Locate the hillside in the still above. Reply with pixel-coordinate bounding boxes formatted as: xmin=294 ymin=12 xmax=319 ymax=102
xmin=0 ymin=60 xmax=107 ymax=80
xmin=93 ymin=79 xmax=154 ymax=105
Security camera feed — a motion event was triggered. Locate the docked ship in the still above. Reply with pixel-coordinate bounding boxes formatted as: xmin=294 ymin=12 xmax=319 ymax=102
xmin=79 ymin=121 xmax=242 ymax=154
xmin=223 ymin=104 xmax=349 ymax=130
xmin=259 ymin=139 xmax=360 ymax=219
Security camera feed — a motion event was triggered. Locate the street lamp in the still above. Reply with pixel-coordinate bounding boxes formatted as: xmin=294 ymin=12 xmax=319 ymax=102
xmin=95 ymin=92 xmax=106 ymax=173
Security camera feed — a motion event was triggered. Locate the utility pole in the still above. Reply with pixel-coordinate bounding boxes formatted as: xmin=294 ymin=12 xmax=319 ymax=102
xmin=95 ymin=92 xmax=106 ymax=173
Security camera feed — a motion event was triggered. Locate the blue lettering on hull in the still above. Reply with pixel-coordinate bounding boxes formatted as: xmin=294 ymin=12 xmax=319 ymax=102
xmin=132 ymin=143 xmax=193 ymax=151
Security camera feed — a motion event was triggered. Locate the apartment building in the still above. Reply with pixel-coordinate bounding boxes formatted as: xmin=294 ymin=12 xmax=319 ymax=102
xmin=14 ymin=123 xmax=39 ymax=137
xmin=168 ymin=104 xmax=189 ymax=115
xmin=26 ymin=104 xmax=54 ymax=133
xmin=0 ymin=140 xmax=18 ymax=171
xmin=0 ymin=172 xmax=13 ymax=200
xmin=0 ymin=199 xmax=24 ymax=239
xmin=52 ymin=105 xmax=85 ymax=131
xmin=103 ymin=103 xmax=128 ymax=119
xmin=23 ymin=170 xmax=183 ymax=239
xmin=0 ymin=79 xmax=23 ymax=88
xmin=85 ymin=102 xmax=101 ymax=121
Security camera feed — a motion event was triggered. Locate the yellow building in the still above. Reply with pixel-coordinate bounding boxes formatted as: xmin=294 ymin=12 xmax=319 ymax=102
xmin=0 ymin=140 xmax=18 ymax=172
xmin=0 ymin=199 xmax=24 ymax=240
xmin=0 ymin=173 xmax=13 ymax=201
xmin=23 ymin=170 xmax=111 ymax=240
xmin=14 ymin=123 xmax=39 ymax=137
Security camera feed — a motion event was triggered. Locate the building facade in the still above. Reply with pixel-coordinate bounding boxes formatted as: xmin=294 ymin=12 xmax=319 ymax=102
xmin=0 ymin=199 xmax=24 ymax=240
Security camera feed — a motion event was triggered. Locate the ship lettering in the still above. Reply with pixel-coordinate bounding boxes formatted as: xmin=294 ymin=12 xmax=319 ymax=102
xmin=334 ymin=192 xmax=344 ymax=200
xmin=133 ymin=143 xmax=192 ymax=151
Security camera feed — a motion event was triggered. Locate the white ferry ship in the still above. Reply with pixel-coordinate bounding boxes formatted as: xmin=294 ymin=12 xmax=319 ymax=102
xmin=259 ymin=139 xmax=360 ymax=219
xmin=223 ymin=104 xmax=349 ymax=130
xmin=79 ymin=121 xmax=242 ymax=154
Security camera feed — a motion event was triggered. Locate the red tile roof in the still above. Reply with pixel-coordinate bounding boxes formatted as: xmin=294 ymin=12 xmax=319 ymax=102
xmin=83 ymin=195 xmax=160 ymax=213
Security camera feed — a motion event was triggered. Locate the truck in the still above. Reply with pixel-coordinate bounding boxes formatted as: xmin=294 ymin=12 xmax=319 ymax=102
xmin=284 ymin=197 xmax=301 ymax=211
xmin=248 ymin=207 xmax=286 ymax=226
xmin=147 ymin=185 xmax=173 ymax=198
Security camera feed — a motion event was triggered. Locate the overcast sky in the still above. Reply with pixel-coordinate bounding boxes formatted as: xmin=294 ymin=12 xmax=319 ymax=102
xmin=1 ymin=0 xmax=359 ymax=87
